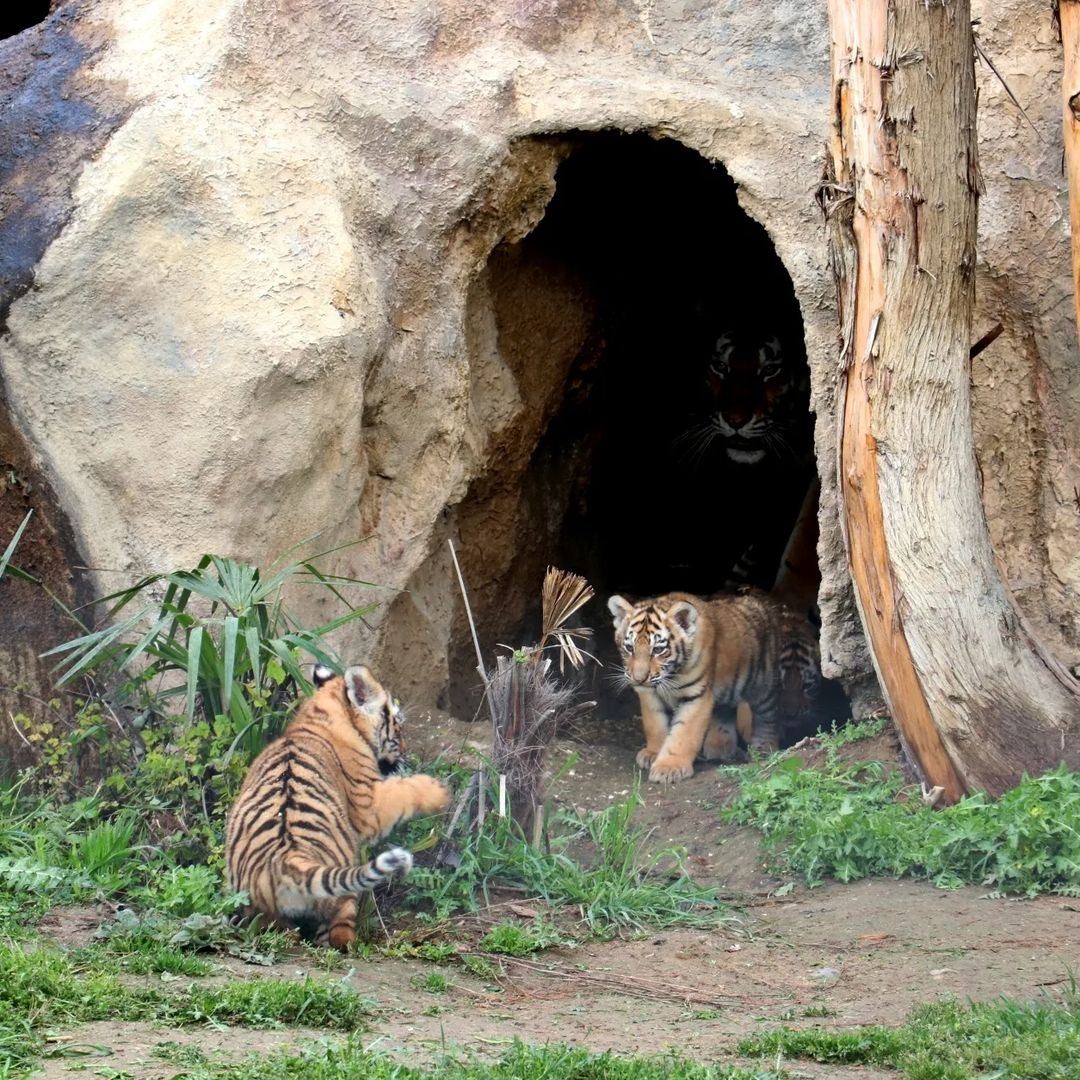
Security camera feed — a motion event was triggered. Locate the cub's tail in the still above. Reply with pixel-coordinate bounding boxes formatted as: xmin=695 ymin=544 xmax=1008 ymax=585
xmin=284 ymin=846 xmax=413 ymax=898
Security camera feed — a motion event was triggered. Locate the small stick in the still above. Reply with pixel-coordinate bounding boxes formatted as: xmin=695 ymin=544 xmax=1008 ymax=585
xmin=969 ymin=321 xmax=1004 ymax=361
xmin=447 ymin=538 xmax=499 ymax=732
xmin=448 ymin=538 xmax=487 ymax=681
xmin=973 ymin=36 xmax=1044 ymax=143
xmin=7 ymin=712 xmax=36 ymax=754
xmin=434 ymin=771 xmax=480 ymax=867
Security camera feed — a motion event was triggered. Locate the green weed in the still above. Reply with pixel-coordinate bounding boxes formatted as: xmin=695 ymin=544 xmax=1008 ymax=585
xmin=479 ymin=919 xmax=565 ymax=956
xmin=109 ymin=943 xmax=215 ymax=977
xmin=819 ymin=715 xmax=888 ymax=749
xmin=379 ymin=938 xmax=458 ymax=964
xmin=44 ymin=550 xmax=373 ymax=742
xmin=727 ymin=753 xmax=1080 ymax=895
xmin=154 ymin=1042 xmax=210 ymax=1067
xmin=95 ymin=907 xmax=289 ymax=967
xmin=413 ymin=971 xmax=448 ymax=993
xmin=170 ymin=977 xmax=374 ymax=1029
xmin=460 ymin=954 xmax=499 ymax=981
xmin=134 ymin=863 xmax=224 ymax=917
xmin=0 ymin=790 xmax=141 ymax=901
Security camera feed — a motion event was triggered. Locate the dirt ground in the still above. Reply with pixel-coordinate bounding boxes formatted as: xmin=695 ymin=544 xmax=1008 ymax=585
xmin=32 ymin=715 xmax=1080 ymax=1078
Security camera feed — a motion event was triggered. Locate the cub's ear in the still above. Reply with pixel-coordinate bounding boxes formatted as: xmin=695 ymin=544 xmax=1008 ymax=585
xmin=607 ymin=595 xmax=634 ymax=627
xmin=668 ymin=601 xmax=699 ymax=635
xmin=312 ymin=664 xmax=337 ymax=688
xmin=344 ymin=665 xmax=382 ymax=710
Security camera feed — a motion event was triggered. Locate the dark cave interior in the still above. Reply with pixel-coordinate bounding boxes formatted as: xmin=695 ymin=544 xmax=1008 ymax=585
xmin=449 ymin=131 xmax=847 ymax=737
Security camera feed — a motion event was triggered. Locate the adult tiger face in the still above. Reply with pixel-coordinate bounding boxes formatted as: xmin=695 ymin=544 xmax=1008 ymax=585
xmin=699 ymin=330 xmax=808 ymax=465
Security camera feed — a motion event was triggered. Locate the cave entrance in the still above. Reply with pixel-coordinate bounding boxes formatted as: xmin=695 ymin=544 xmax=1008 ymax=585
xmin=451 ymin=131 xmax=834 ymax=735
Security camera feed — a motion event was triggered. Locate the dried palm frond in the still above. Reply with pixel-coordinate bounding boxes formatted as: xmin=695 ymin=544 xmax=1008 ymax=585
xmin=538 ymin=567 xmax=595 ymax=672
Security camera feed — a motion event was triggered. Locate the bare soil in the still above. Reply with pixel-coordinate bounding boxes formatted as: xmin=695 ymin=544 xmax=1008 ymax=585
xmin=33 ymin=716 xmax=1080 ymax=1078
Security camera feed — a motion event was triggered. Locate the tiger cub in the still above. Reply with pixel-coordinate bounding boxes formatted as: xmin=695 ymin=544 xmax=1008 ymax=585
xmin=225 ymin=664 xmax=450 ymax=949
xmin=608 ymin=590 xmax=821 ymax=783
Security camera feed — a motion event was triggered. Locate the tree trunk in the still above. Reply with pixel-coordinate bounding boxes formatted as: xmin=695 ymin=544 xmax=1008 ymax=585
xmin=1061 ymin=3 xmax=1080 ymax=333
xmin=822 ymin=0 xmax=1080 ymax=800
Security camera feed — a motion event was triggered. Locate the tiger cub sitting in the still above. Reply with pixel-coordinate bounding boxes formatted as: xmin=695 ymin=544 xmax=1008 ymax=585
xmin=225 ymin=664 xmax=450 ymax=949
xmin=608 ymin=589 xmax=821 ymax=783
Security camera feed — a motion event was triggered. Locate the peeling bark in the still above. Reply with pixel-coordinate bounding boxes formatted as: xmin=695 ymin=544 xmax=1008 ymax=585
xmin=824 ymin=0 xmax=1080 ymax=799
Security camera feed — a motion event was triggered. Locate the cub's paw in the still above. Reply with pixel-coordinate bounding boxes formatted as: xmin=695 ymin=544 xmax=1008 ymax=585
xmin=412 ymin=774 xmax=452 ymax=813
xmin=648 ymin=756 xmax=694 ymax=785
xmin=375 ymin=847 xmax=414 ymax=877
xmin=635 ymin=747 xmax=658 ymax=770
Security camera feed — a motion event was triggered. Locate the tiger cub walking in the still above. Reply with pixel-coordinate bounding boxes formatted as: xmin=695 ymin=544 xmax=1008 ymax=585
xmin=608 ymin=590 xmax=821 ymax=783
xmin=225 ymin=664 xmax=450 ymax=949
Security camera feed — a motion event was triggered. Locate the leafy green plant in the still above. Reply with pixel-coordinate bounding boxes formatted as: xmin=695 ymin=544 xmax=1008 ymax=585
xmin=0 ymin=791 xmax=141 ymax=900
xmin=819 ymin=715 xmax=888 ymax=750
xmin=133 ymin=864 xmax=226 ymax=917
xmin=726 ymin=750 xmax=1080 ymax=895
xmin=95 ymin=906 xmax=287 ymax=967
xmin=44 ymin=548 xmax=375 ymax=757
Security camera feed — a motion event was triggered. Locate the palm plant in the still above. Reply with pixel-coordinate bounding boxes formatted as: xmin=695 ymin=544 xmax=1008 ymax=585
xmin=43 ymin=548 xmax=376 ymax=755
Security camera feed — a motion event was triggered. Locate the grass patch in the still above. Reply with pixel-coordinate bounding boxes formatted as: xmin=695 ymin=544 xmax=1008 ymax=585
xmin=408 ymin=788 xmax=731 ymax=934
xmin=742 ymin=988 xmax=1080 ymax=1079
xmin=171 ymin=1036 xmax=784 ymax=1079
xmin=0 ymin=939 xmax=372 ymax=1077
xmin=727 ymin=725 xmax=1080 ymax=895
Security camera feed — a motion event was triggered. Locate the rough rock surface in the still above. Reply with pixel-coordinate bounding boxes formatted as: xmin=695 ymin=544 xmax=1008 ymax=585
xmin=0 ymin=0 xmax=1076 ymax=734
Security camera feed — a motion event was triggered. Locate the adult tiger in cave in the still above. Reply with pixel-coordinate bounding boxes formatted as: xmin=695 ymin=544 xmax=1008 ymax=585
xmin=225 ymin=664 xmax=450 ymax=950
xmin=681 ymin=327 xmax=812 ymax=469
xmin=677 ymin=324 xmax=818 ymax=600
